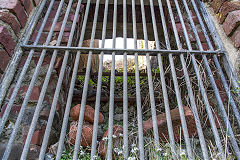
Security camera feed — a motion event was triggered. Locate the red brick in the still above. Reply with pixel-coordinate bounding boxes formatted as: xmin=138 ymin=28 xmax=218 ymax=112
xmin=70 ymin=104 xmax=104 ymax=124
xmin=69 ymin=122 xmax=93 ymax=147
xmin=0 ymin=0 xmax=28 ymax=27
xmin=0 ymin=50 xmax=11 ymax=73
xmin=21 ymin=0 xmax=34 ymax=15
xmin=0 ymin=10 xmax=21 ymax=35
xmin=190 ymin=10 xmax=199 ymax=24
xmin=222 ymin=10 xmax=240 ymax=36
xmin=0 ymin=26 xmax=16 ymax=56
xmin=143 ymin=106 xmax=197 ymax=142
xmin=0 ymin=103 xmax=21 ymax=118
xmin=231 ymin=26 xmax=240 ymax=48
xmin=98 ymin=125 xmax=123 ymax=158
xmin=8 ymin=85 xmax=41 ymax=102
xmin=202 ymin=43 xmax=209 ymax=50
xmin=30 ymin=31 xmax=48 ymax=44
xmin=218 ymin=1 xmax=240 ymax=24
xmin=23 ymin=126 xmax=46 ymax=145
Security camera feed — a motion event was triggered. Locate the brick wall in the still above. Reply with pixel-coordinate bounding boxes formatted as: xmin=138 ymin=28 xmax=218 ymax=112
xmin=209 ymin=0 xmax=240 ymax=48
xmin=0 ymin=0 xmax=40 ymax=80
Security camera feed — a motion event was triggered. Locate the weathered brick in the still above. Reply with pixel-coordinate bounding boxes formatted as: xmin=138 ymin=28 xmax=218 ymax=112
xmin=23 ymin=125 xmax=46 ymax=145
xmin=0 ymin=104 xmax=21 ymax=118
xmin=21 ymin=0 xmax=34 ymax=15
xmin=202 ymin=43 xmax=209 ymax=50
xmin=143 ymin=106 xmax=197 ymax=142
xmin=0 ymin=0 xmax=28 ymax=27
xmin=0 ymin=50 xmax=11 ymax=74
xmin=222 ymin=10 xmax=240 ymax=36
xmin=218 ymin=1 xmax=240 ymax=24
xmin=231 ymin=26 xmax=240 ymax=48
xmin=30 ymin=31 xmax=48 ymax=44
xmin=8 ymin=85 xmax=41 ymax=102
xmin=0 ymin=10 xmax=21 ymax=35
xmin=0 ymin=26 xmax=16 ymax=56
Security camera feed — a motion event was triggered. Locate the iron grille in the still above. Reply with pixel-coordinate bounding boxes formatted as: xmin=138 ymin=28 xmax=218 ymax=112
xmin=0 ymin=0 xmax=240 ymax=159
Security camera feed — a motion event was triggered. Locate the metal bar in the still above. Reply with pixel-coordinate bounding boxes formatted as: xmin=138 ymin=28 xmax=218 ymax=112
xmin=0 ymin=0 xmax=53 ymax=135
xmin=190 ymin=0 xmax=236 ymax=158
xmin=1 ymin=0 xmax=58 ymax=159
xmin=132 ymin=0 xmax=145 ymax=158
xmin=165 ymin=0 xmax=194 ymax=158
xmin=106 ymin=0 xmax=117 ymax=158
xmin=0 ymin=0 xmax=48 ymax=107
xmin=19 ymin=0 xmax=75 ymax=159
xmin=179 ymin=0 xmax=240 ymax=158
xmin=37 ymin=0 xmax=83 ymax=158
xmin=90 ymin=0 xmax=109 ymax=157
xmin=71 ymin=0 xmax=97 ymax=158
xmin=196 ymin=0 xmax=240 ymax=95
xmin=21 ymin=44 xmax=225 ymax=55
xmin=122 ymin=0 xmax=128 ymax=157
xmin=139 ymin=0 xmax=160 ymax=153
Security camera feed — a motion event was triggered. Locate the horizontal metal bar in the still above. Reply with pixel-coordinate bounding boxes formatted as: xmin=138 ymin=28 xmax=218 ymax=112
xmin=21 ymin=44 xmax=224 ymax=55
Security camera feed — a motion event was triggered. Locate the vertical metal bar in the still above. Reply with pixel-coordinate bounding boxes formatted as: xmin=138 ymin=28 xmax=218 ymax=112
xmin=196 ymin=0 xmax=240 ymax=95
xmin=190 ymin=0 xmax=236 ymax=158
xmin=72 ymin=0 xmax=99 ymax=158
xmin=90 ymin=0 xmax=109 ymax=158
xmin=123 ymin=0 xmax=128 ymax=158
xmin=139 ymin=0 xmax=160 ymax=152
xmin=19 ymin=0 xmax=76 ymax=159
xmin=2 ymin=0 xmax=62 ymax=159
xmin=165 ymin=0 xmax=194 ymax=158
xmin=0 ymin=0 xmax=55 ymax=135
xmin=37 ymin=0 xmax=84 ymax=159
xmin=180 ymin=0 xmax=240 ymax=158
xmin=106 ymin=0 xmax=117 ymax=158
xmin=0 ymin=0 xmax=48 ymax=108
xmin=149 ymin=0 xmax=177 ymax=158
xmin=166 ymin=0 xmax=210 ymax=159
xmin=131 ymin=0 xmax=145 ymax=159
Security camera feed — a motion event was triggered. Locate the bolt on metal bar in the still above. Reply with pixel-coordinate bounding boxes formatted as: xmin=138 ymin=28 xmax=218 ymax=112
xmin=122 ymin=0 xmax=129 ymax=158
xmin=131 ymin=0 xmax=145 ymax=159
xmin=180 ymin=0 xmax=240 ymax=158
xmin=90 ymin=0 xmax=109 ymax=158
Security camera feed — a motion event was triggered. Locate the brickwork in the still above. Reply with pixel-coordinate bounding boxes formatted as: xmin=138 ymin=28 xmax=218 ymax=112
xmin=0 ymin=0 xmax=36 ymax=79
xmin=0 ymin=0 xmax=84 ymax=157
xmin=208 ymin=0 xmax=240 ymax=48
